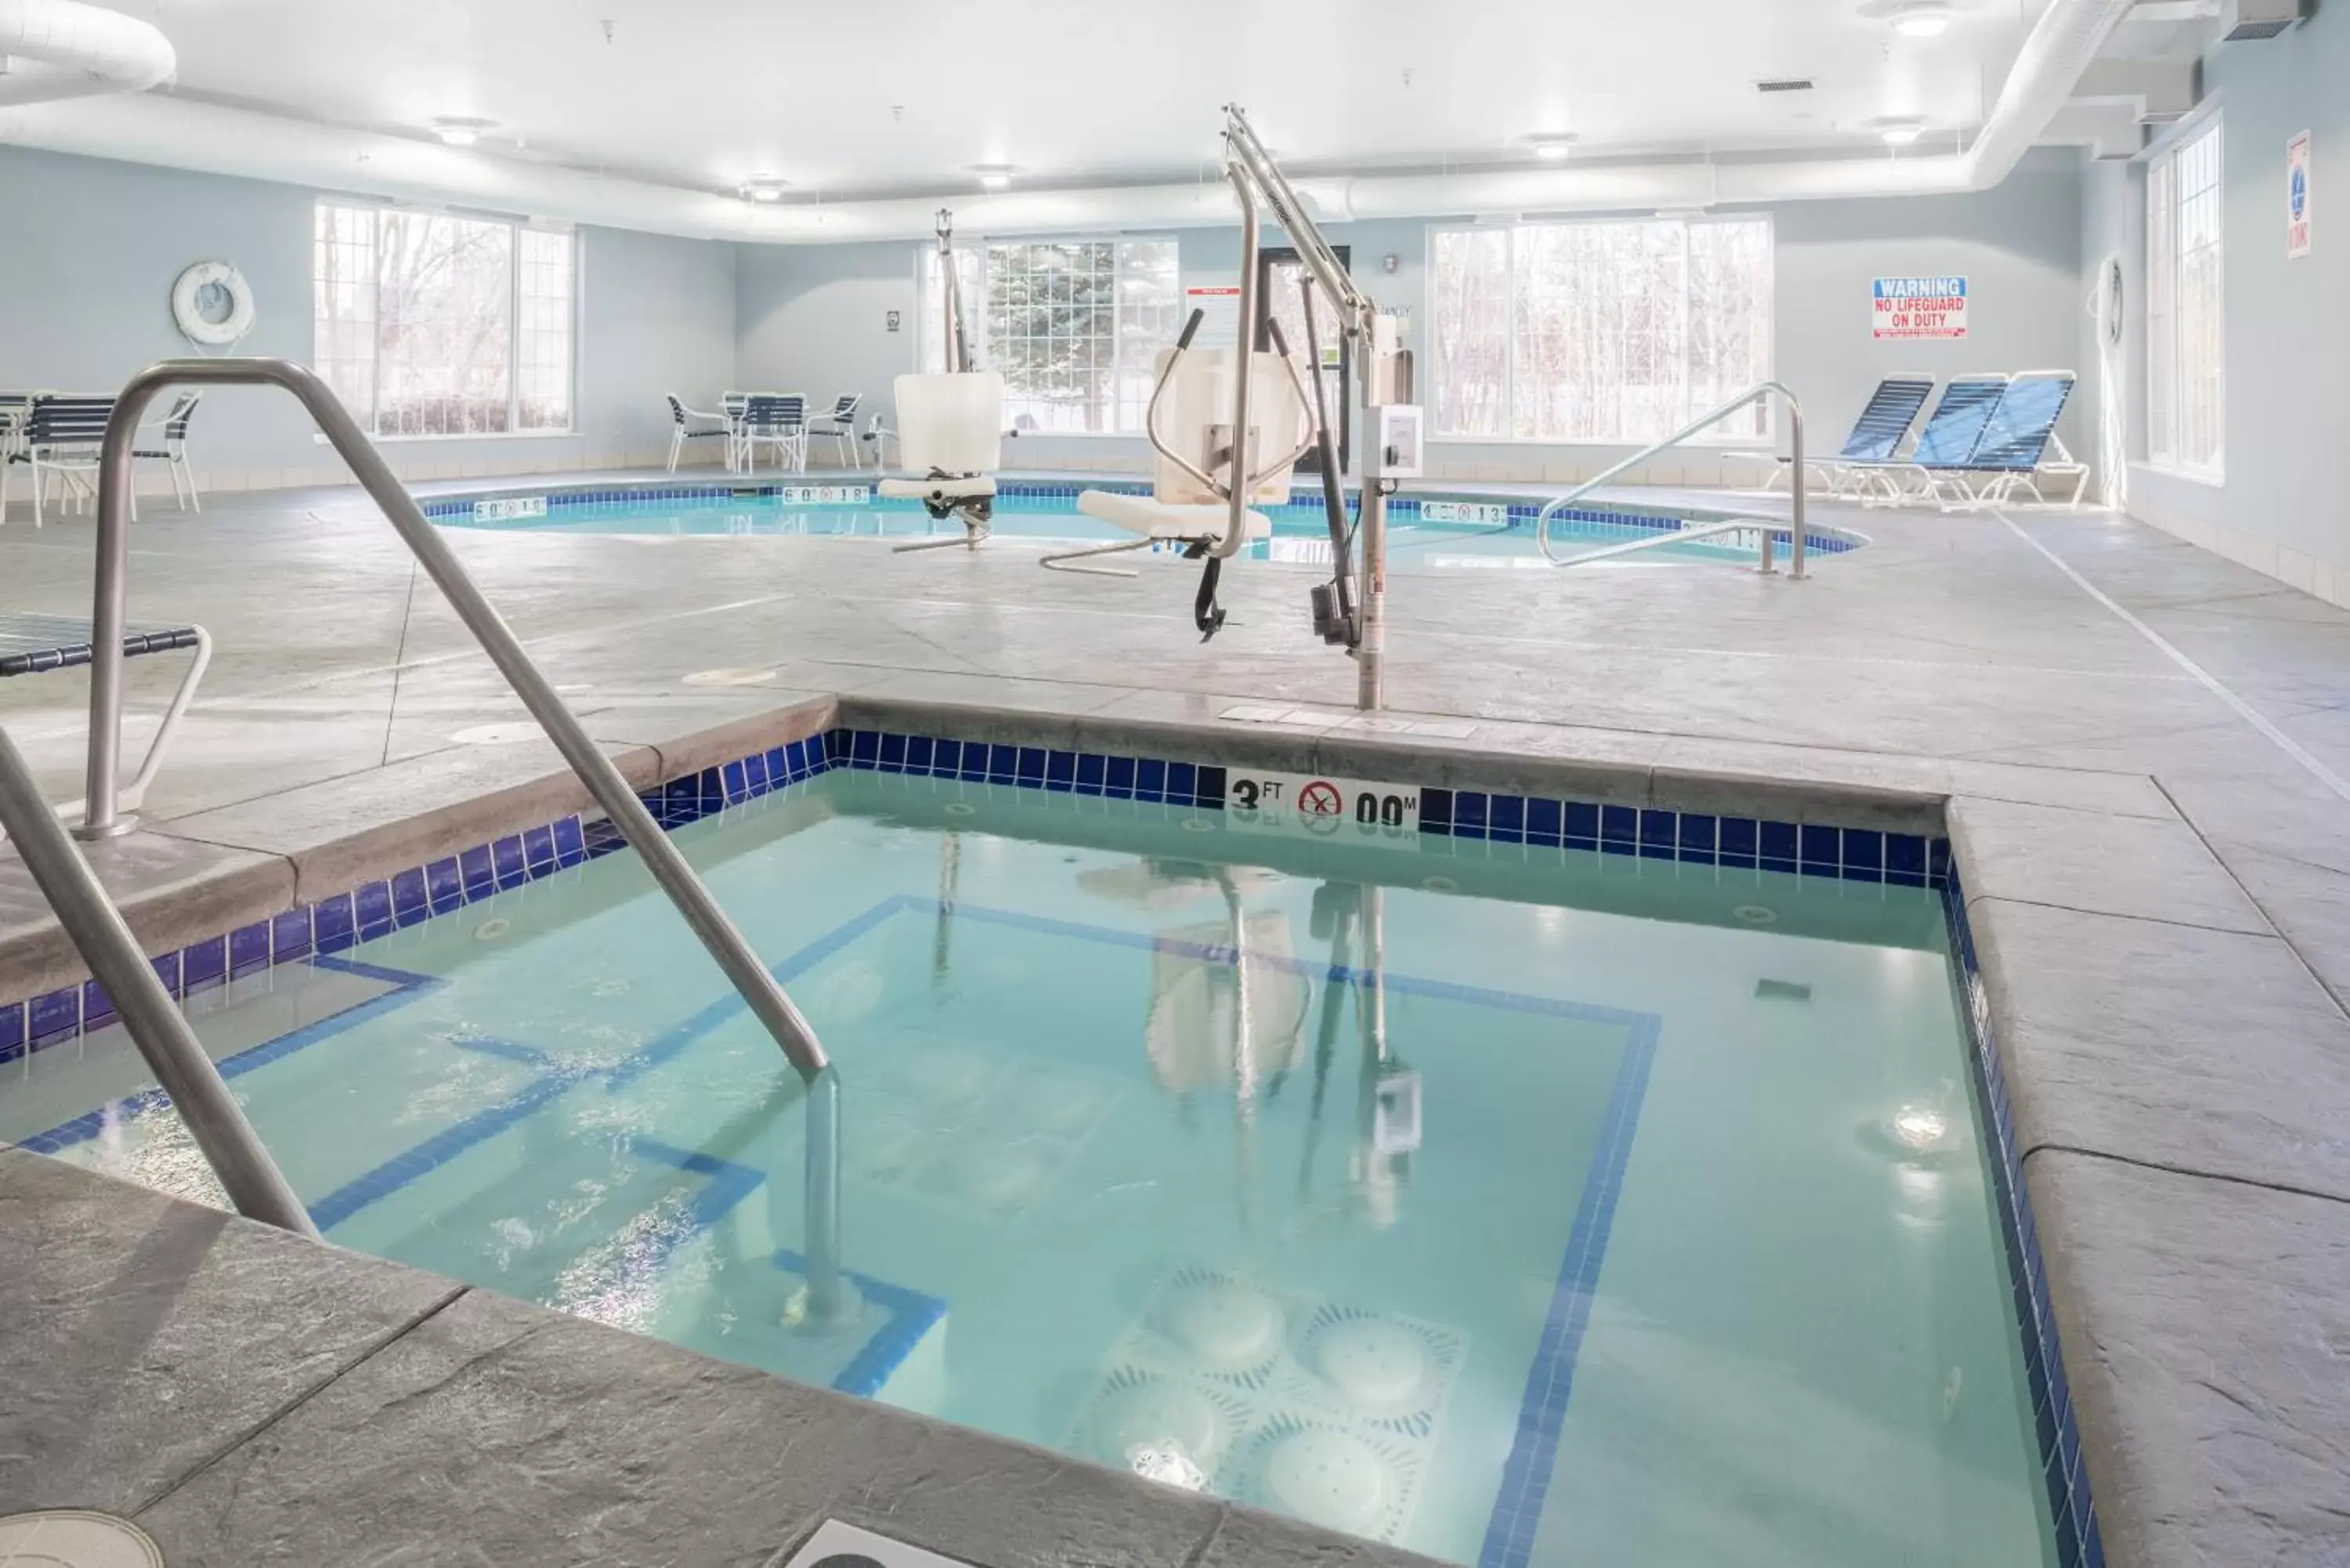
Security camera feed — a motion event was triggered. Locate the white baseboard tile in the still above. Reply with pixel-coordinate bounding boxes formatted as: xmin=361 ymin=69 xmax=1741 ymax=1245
xmin=2129 ymin=488 xmax=2350 ymax=612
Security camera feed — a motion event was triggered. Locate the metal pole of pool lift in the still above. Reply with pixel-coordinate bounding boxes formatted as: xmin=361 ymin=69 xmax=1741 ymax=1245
xmin=0 ymin=725 xmax=317 ymax=1237
xmin=1223 ymin=154 xmax=1262 ymax=562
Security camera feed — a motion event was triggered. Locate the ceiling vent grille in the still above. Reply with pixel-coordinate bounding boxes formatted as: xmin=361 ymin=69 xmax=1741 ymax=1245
xmin=1755 ymin=77 xmax=1817 ymax=94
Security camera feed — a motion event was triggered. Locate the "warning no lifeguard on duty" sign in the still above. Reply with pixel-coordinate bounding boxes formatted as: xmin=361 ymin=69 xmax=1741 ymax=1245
xmin=1871 ymin=276 xmax=1969 ymax=341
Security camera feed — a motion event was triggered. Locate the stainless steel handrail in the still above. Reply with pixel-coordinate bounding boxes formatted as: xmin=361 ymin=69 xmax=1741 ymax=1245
xmin=67 ymin=359 xmax=847 ymax=1311
xmin=0 ymin=724 xmax=317 ymax=1236
xmin=1536 ymin=381 xmax=1810 ymax=578
xmin=1548 ymin=517 xmax=1785 ymax=568
xmin=78 ymin=361 xmax=827 ymax=1074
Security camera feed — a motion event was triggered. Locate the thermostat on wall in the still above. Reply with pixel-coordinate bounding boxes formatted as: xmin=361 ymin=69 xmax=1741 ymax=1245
xmin=779 ymin=1519 xmax=985 ymax=1568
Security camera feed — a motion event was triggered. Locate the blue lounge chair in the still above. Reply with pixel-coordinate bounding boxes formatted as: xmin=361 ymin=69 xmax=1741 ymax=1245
xmin=1949 ymin=371 xmax=2087 ymax=508
xmin=1842 ymin=375 xmax=2010 ymax=508
xmin=1745 ymin=374 xmax=1936 ymax=497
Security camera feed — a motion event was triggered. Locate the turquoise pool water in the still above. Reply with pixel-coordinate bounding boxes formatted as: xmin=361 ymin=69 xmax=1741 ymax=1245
xmin=436 ymin=490 xmax=1763 ymax=569
xmin=1 ymin=771 xmax=2052 ymax=1568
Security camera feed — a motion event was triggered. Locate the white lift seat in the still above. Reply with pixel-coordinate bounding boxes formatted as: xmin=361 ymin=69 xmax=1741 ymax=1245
xmin=881 ymin=370 xmax=1004 ymax=551
xmin=1075 ymin=490 xmax=1271 ymax=544
xmin=1050 ymin=347 xmax=1307 ymax=567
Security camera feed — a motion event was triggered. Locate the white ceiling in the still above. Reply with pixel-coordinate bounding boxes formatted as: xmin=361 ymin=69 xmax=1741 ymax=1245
xmin=114 ymin=0 xmax=2036 ymax=200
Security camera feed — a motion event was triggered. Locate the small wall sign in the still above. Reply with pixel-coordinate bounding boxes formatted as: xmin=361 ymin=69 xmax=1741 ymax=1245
xmin=886 ymin=309 xmax=902 ymax=332
xmin=1420 ymin=500 xmax=1511 ymax=525
xmin=777 ymin=484 xmax=872 ymax=504
xmin=2288 ymin=132 xmax=2312 ymax=259
xmin=1871 ymin=276 xmax=1969 ymax=340
xmin=471 ymin=495 xmax=549 ymax=522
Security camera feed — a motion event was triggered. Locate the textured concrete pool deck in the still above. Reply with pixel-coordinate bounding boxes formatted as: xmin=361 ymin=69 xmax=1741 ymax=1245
xmin=4 ymin=472 xmax=2348 ymax=1564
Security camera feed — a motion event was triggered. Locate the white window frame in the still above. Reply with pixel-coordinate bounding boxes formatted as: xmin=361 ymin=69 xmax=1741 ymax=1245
xmin=917 ymin=235 xmax=1181 ymax=436
xmin=313 ymin=199 xmax=580 ymax=442
xmin=1425 ymin=214 xmax=1777 ymax=446
xmin=2146 ymin=113 xmax=2225 ymax=482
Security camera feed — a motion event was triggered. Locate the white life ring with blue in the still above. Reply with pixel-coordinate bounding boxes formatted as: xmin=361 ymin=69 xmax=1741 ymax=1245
xmin=172 ymin=261 xmax=256 ymax=346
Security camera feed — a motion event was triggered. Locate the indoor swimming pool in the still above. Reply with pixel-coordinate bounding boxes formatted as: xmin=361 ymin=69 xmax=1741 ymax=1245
xmin=428 ymin=486 xmax=1791 ymax=569
xmin=0 ymin=759 xmax=2051 ymax=1568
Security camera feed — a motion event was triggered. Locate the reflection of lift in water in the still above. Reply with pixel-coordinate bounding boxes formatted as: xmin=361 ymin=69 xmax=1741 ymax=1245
xmin=1102 ymin=860 xmax=1423 ymax=1235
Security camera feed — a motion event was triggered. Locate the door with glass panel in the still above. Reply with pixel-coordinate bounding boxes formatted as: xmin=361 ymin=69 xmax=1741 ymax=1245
xmin=1256 ymin=246 xmax=1350 ymax=473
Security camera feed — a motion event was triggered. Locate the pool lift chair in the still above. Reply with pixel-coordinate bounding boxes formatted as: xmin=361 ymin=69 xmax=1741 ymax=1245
xmin=880 ymin=209 xmax=1005 ymax=555
xmin=1042 ymin=318 xmax=1319 ymax=640
xmin=1047 ymin=105 xmax=1421 ymax=684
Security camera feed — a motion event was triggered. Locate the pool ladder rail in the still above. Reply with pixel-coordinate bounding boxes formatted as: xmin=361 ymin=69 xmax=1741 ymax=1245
xmin=1535 ymin=380 xmax=1813 ymax=576
xmin=5 ymin=358 xmax=848 ymax=1322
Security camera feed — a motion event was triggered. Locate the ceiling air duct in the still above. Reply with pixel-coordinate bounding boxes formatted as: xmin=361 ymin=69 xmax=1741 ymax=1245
xmin=0 ymin=0 xmax=175 ymax=107
xmin=2219 ymin=0 xmax=2305 ymax=39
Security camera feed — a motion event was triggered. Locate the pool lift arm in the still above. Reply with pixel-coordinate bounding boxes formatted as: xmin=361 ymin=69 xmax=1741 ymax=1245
xmin=1217 ymin=105 xmax=1422 ymax=710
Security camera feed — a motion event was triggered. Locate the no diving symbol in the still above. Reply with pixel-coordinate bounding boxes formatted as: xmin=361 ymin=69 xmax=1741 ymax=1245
xmin=1297 ymin=780 xmax=1344 ymax=817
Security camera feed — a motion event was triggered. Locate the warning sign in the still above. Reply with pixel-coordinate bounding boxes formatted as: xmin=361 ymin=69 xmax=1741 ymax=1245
xmin=1872 ymin=276 xmax=1969 ymax=340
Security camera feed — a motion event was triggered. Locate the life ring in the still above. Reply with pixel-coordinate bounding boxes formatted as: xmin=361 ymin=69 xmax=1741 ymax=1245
xmin=172 ymin=261 xmax=255 ymax=346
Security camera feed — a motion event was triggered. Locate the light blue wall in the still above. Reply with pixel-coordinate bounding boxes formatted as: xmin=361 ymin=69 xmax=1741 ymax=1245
xmin=734 ymin=150 xmax=2086 ymax=482
xmin=2081 ymin=5 xmax=2348 ymax=596
xmin=0 ymin=143 xmax=737 ymax=486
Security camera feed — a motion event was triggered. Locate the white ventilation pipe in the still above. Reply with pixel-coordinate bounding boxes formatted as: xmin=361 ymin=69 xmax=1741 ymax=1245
xmin=0 ymin=0 xmax=2130 ymax=240
xmin=0 ymin=0 xmax=175 ymax=107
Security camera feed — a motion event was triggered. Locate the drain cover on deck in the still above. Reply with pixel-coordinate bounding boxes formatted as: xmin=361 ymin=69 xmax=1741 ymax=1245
xmin=780 ymin=1521 xmax=978 ymax=1568
xmin=0 ymin=1512 xmax=166 ymax=1568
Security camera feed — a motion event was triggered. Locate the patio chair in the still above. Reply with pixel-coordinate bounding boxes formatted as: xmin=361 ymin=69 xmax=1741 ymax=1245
xmin=1 ymin=396 xmax=115 ymax=528
xmin=0 ymin=611 xmax=212 ymax=839
xmin=664 ymin=394 xmax=731 ymax=473
xmin=721 ymin=391 xmax=751 ymax=471
xmin=807 ymin=394 xmax=864 ymax=471
xmin=739 ymin=394 xmax=809 ymax=474
xmin=132 ymin=392 xmax=203 ymax=511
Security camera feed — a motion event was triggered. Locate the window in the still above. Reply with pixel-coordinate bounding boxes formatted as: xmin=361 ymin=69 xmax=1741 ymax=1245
xmin=2148 ymin=116 xmax=2224 ymax=477
xmin=313 ymin=201 xmax=576 ymax=438
xmin=919 ymin=238 xmax=1181 ymax=432
xmin=1430 ymin=217 xmax=1773 ymax=443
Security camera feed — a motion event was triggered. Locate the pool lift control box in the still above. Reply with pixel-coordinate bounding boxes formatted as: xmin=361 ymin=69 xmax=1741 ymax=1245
xmin=1365 ymin=404 xmax=1423 ymax=479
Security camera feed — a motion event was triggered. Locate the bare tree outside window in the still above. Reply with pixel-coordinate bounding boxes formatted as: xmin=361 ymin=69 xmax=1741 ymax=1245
xmin=1433 ymin=217 xmax=1773 ymax=443
xmin=313 ymin=201 xmax=576 ymax=439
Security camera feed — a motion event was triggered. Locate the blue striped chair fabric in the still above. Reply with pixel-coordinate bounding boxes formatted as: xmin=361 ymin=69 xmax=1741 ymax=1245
xmin=1966 ymin=375 xmax=2076 ymax=472
xmin=1838 ymin=376 xmax=1936 ymax=462
xmin=1909 ymin=378 xmax=2010 ymax=469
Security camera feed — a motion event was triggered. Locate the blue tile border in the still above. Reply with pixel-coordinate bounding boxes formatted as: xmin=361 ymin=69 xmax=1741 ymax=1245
xmin=0 ymin=721 xmax=1944 ymax=1060
xmin=1943 ymin=876 xmax=2103 ymax=1568
xmin=1419 ymin=783 xmax=1937 ymax=889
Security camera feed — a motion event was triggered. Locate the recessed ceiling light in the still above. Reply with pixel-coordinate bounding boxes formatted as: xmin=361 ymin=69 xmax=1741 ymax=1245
xmin=1873 ymin=116 xmax=1927 ymax=146
xmin=1524 ymin=132 xmax=1578 ymax=161
xmin=432 ymin=116 xmax=496 ymax=147
xmin=970 ymin=164 xmax=1016 ymax=191
xmin=739 ymin=176 xmax=789 ymax=203
xmin=1889 ymin=1 xmax=1954 ymax=35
